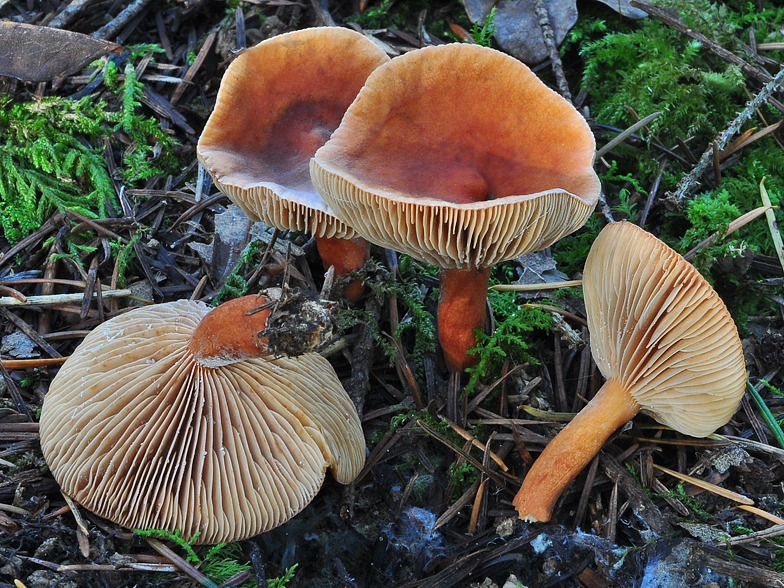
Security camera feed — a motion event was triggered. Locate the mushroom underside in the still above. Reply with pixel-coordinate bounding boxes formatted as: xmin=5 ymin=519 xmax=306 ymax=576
xmin=40 ymin=300 xmax=364 ymax=544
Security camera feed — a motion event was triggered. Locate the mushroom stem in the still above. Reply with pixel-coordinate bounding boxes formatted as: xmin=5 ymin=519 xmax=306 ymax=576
xmin=513 ymin=378 xmax=640 ymax=522
xmin=315 ymin=235 xmax=371 ymax=303
xmin=188 ymin=295 xmax=273 ymax=368
xmin=438 ymin=266 xmax=491 ymax=372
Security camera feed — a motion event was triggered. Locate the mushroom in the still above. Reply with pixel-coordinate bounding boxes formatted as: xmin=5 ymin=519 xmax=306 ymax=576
xmin=310 ymin=43 xmax=600 ymax=371
xmin=197 ymin=28 xmax=390 ymax=301
xmin=39 ymin=295 xmax=364 ymax=544
xmin=513 ymin=221 xmax=746 ymax=522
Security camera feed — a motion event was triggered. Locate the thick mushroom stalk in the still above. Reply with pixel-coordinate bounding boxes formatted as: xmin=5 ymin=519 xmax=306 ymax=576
xmin=311 ymin=43 xmax=600 ymax=371
xmin=514 ymin=221 xmax=746 ymax=522
xmin=315 ymin=235 xmax=371 ymax=302
xmin=513 ymin=378 xmax=640 ymax=521
xmin=197 ymin=28 xmax=389 ymax=303
xmin=438 ymin=266 xmax=491 ymax=371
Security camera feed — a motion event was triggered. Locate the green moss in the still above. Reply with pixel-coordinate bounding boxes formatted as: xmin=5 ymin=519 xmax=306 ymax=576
xmin=465 ymin=289 xmax=552 ymax=393
xmin=0 ymin=51 xmax=179 ymax=244
xmin=345 ymin=0 xmax=404 ymax=29
xmin=582 ymin=19 xmax=745 ymax=144
xmin=447 ymin=460 xmax=479 ymax=496
xmin=470 ymin=6 xmax=496 ymax=47
xmin=551 ymin=215 xmax=602 ymax=276
xmin=0 ymin=96 xmax=117 ymax=243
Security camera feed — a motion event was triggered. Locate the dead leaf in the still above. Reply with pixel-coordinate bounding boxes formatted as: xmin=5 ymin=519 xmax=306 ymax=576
xmin=0 ymin=22 xmax=120 ymax=82
xmin=463 ymin=0 xmax=646 ymax=65
xmin=463 ymin=0 xmax=578 ymax=64
xmin=594 ymin=0 xmax=648 ymax=18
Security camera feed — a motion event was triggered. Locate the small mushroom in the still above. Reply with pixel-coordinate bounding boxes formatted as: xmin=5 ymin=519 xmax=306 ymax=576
xmin=310 ymin=43 xmax=599 ymax=371
xmin=197 ymin=28 xmax=390 ymax=301
xmin=513 ymin=221 xmax=746 ymax=522
xmin=39 ymin=296 xmax=364 ymax=544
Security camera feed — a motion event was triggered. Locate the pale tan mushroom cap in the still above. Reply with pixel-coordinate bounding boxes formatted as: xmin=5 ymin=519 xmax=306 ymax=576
xmin=583 ymin=221 xmax=745 ymax=437
xmin=39 ymin=300 xmax=364 ymax=544
xmin=197 ymin=27 xmax=389 ymax=239
xmin=311 ymin=43 xmax=600 ymax=269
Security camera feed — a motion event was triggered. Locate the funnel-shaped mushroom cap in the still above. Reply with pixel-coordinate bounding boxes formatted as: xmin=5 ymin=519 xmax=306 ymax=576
xmin=197 ymin=28 xmax=389 ymax=239
xmin=39 ymin=300 xmax=364 ymax=544
xmin=311 ymin=43 xmax=600 ymax=269
xmin=584 ymin=221 xmax=745 ymax=436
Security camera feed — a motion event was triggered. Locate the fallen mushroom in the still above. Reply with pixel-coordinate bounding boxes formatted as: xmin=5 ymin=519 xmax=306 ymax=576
xmin=310 ymin=43 xmax=600 ymax=371
xmin=197 ymin=28 xmax=390 ymax=301
xmin=39 ymin=295 xmax=364 ymax=544
xmin=513 ymin=221 xmax=746 ymax=522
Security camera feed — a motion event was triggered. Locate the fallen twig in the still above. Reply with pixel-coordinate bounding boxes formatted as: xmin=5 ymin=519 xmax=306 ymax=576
xmin=653 ymin=463 xmax=754 ymax=505
xmin=0 ymin=289 xmax=134 ymax=307
xmin=93 ymin=0 xmax=156 ymax=40
xmin=533 ymin=0 xmax=571 ymax=102
xmin=666 ymin=65 xmax=784 ymax=207
xmin=595 ymin=111 xmax=661 ymax=159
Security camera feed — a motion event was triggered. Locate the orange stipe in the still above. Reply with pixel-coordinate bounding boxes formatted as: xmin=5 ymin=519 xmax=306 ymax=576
xmin=438 ymin=266 xmax=491 ymax=372
xmin=315 ymin=235 xmax=371 ymax=303
xmin=514 ymin=378 xmax=641 ymax=522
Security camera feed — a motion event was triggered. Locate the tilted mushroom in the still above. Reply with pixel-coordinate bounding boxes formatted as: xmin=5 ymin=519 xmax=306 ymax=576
xmin=39 ymin=295 xmax=364 ymax=544
xmin=514 ymin=221 xmax=746 ymax=522
xmin=310 ymin=43 xmax=600 ymax=371
xmin=197 ymin=28 xmax=390 ymax=301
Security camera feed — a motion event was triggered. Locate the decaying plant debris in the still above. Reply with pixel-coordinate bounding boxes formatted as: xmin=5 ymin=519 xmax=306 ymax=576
xmin=1 ymin=0 xmax=784 ymax=587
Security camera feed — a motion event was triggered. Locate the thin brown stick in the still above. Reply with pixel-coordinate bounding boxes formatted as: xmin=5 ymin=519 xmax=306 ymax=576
xmin=170 ymin=30 xmax=217 ymax=105
xmin=683 ymin=205 xmax=772 ymax=260
xmin=533 ymin=0 xmax=571 ymax=102
xmin=93 ymin=0 xmax=157 ymax=40
xmin=48 ymin=0 xmax=99 ymax=28
xmin=1 ymin=358 xmax=68 ymax=370
xmin=0 ymin=289 xmax=134 ymax=307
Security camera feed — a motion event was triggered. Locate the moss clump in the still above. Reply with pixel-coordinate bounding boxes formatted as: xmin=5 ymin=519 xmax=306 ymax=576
xmin=466 ymin=289 xmax=552 ymax=393
xmin=0 ymin=51 xmax=179 ymax=244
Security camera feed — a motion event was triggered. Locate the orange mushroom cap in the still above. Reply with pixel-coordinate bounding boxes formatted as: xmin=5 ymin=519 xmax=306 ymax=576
xmin=311 ymin=43 xmax=600 ymax=269
xmin=39 ymin=299 xmax=364 ymax=544
xmin=514 ymin=221 xmax=746 ymax=522
xmin=197 ymin=27 xmax=390 ymax=239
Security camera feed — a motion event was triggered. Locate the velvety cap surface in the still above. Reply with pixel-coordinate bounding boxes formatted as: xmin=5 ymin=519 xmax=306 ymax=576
xmin=583 ymin=221 xmax=745 ymax=436
xmin=39 ymin=299 xmax=364 ymax=544
xmin=311 ymin=43 xmax=600 ymax=268
xmin=197 ymin=27 xmax=389 ymax=238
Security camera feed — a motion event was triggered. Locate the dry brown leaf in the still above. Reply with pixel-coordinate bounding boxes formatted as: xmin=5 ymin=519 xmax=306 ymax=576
xmin=463 ymin=0 xmax=645 ymax=65
xmin=0 ymin=22 xmax=120 ymax=82
xmin=463 ymin=0 xmax=578 ymax=64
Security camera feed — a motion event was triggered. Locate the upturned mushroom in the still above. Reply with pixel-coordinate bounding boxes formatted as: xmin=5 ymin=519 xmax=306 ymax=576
xmin=513 ymin=221 xmax=746 ymax=522
xmin=197 ymin=28 xmax=389 ymax=301
xmin=39 ymin=295 xmax=364 ymax=544
xmin=310 ymin=43 xmax=600 ymax=371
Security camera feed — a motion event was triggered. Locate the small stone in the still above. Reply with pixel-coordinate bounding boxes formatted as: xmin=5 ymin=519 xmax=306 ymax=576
xmin=33 ymin=537 xmax=62 ymax=560
xmin=1 ymin=331 xmax=39 ymax=359
xmin=494 ymin=517 xmax=516 ymax=538
xmin=502 ymin=575 xmax=527 ymax=588
xmin=25 ymin=570 xmax=78 ymax=588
